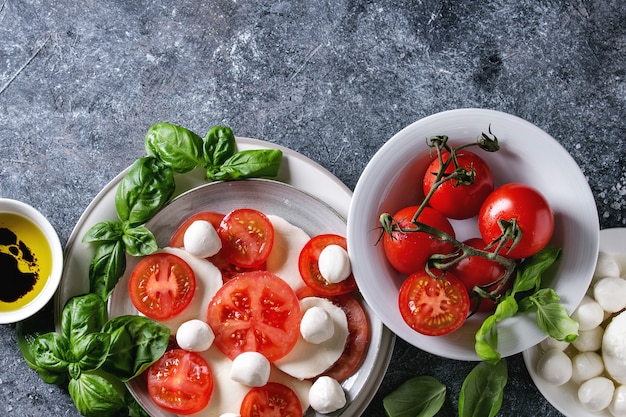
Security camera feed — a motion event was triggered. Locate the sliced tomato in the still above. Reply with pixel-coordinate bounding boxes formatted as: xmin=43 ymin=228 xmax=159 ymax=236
xmin=206 ymin=271 xmax=301 ymax=362
xmin=398 ymin=271 xmax=469 ymax=336
xmin=240 ymin=382 xmax=302 ymax=417
xmin=298 ymin=234 xmax=357 ymax=297
xmin=169 ymin=211 xmax=225 ymax=248
xmin=147 ymin=349 xmax=213 ymax=415
xmin=218 ymin=208 xmax=275 ymax=268
xmin=322 ymin=293 xmax=369 ymax=381
xmin=129 ymin=252 xmax=196 ymax=320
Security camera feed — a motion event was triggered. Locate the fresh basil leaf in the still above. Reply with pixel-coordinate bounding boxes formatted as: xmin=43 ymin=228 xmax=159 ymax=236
xmin=209 ymin=149 xmax=283 ymax=181
xmin=125 ymin=388 xmax=151 ymax=417
xmin=122 ymin=224 xmax=158 ymax=257
xmin=69 ymin=372 xmax=126 ymax=417
xmin=62 ymin=294 xmax=108 ymax=345
xmin=204 ymin=125 xmax=237 ymax=167
xmin=383 ymin=375 xmax=446 ymax=417
xmin=82 ymin=221 xmax=124 ymax=243
xmin=15 ymin=304 xmax=56 ymax=370
xmin=493 ymin=295 xmax=518 ymax=321
xmin=72 ymin=333 xmax=111 ymax=373
xmin=525 ymin=290 xmax=579 ymax=342
xmin=101 ymin=315 xmax=170 ymax=381
xmin=30 ymin=332 xmax=72 ymax=372
xmin=459 ymin=359 xmax=508 ymax=417
xmin=115 ymin=157 xmax=175 ymax=226
xmin=511 ymin=248 xmax=561 ymax=296
xmin=475 ymin=315 xmax=500 ymax=364
xmin=144 ymin=122 xmax=203 ymax=173
xmin=89 ymin=240 xmax=126 ymax=301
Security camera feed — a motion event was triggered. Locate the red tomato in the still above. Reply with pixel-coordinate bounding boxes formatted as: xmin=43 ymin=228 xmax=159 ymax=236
xmin=449 ymin=238 xmax=508 ymax=312
xmin=423 ymin=150 xmax=494 ymax=219
xmin=382 ymin=206 xmax=456 ymax=276
xmin=478 ymin=183 xmax=554 ymax=259
xmin=169 ymin=211 xmax=225 ymax=248
xmin=398 ymin=271 xmax=469 ymax=336
xmin=147 ymin=349 xmax=213 ymax=415
xmin=240 ymin=382 xmax=302 ymax=417
xmin=206 ymin=271 xmax=301 ymax=362
xmin=322 ymin=293 xmax=369 ymax=381
xmin=217 ymin=208 xmax=275 ymax=268
xmin=129 ymin=253 xmax=196 ymax=320
xmin=298 ymin=234 xmax=357 ymax=296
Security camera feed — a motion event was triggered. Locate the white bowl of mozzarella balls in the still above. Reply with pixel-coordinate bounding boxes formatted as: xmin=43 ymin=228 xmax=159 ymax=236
xmin=529 ymin=238 xmax=626 ymax=416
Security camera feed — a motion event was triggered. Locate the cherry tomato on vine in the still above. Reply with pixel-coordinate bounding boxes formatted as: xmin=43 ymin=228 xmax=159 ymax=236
xmin=449 ymin=237 xmax=508 ymax=312
xmin=299 ymin=234 xmax=357 ymax=296
xmin=423 ymin=150 xmax=494 ymax=220
xmin=240 ymin=382 xmax=302 ymax=417
xmin=398 ymin=270 xmax=469 ymax=336
xmin=382 ymin=206 xmax=456 ymax=276
xmin=478 ymin=183 xmax=554 ymax=259
xmin=129 ymin=252 xmax=196 ymax=320
xmin=217 ymin=208 xmax=274 ymax=268
xmin=147 ymin=349 xmax=213 ymax=415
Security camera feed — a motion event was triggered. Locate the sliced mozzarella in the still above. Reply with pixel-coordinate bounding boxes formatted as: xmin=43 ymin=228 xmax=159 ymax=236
xmin=571 ymin=351 xmax=604 ymax=384
xmin=157 ymin=247 xmax=222 ymax=333
xmin=603 ymin=311 xmax=626 ymax=384
xmin=309 ymin=376 xmax=347 ymax=414
xmin=230 ymin=351 xmax=270 ymax=387
xmin=572 ymin=326 xmax=604 ymax=352
xmin=578 ymin=376 xmax=614 ymax=412
xmin=184 ymin=220 xmax=222 ymax=258
xmin=571 ymin=295 xmax=605 ymax=331
xmin=594 ymin=276 xmax=626 ymax=313
xmin=275 ymin=297 xmax=348 ymax=380
xmin=219 ymin=414 xmax=241 ymax=417
xmin=176 ymin=319 xmax=215 ymax=352
xmin=318 ymin=244 xmax=351 ymax=284
xmin=536 ymin=348 xmax=572 ymax=386
xmin=265 ymin=215 xmax=310 ymax=292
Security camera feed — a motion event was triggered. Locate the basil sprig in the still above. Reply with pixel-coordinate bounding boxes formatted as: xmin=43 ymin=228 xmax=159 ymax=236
xmin=383 ymin=376 xmax=446 ymax=417
xmin=83 ymin=122 xmax=283 ymax=301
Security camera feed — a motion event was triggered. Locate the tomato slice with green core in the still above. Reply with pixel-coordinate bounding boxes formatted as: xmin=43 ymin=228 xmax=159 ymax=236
xmin=218 ymin=208 xmax=275 ymax=268
xmin=128 ymin=252 xmax=196 ymax=320
xmin=240 ymin=382 xmax=302 ymax=417
xmin=299 ymin=234 xmax=357 ymax=296
xmin=206 ymin=270 xmax=301 ymax=362
xmin=147 ymin=349 xmax=213 ymax=415
xmin=398 ymin=271 xmax=469 ymax=336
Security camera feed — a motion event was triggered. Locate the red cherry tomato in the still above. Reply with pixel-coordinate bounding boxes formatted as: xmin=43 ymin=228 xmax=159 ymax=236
xmin=217 ymin=208 xmax=275 ymax=268
xmin=423 ymin=150 xmax=494 ymax=219
xmin=298 ymin=234 xmax=357 ymax=296
xmin=383 ymin=206 xmax=456 ymax=276
xmin=206 ymin=271 xmax=301 ymax=362
xmin=449 ymin=238 xmax=508 ymax=312
xmin=398 ymin=271 xmax=469 ymax=336
xmin=147 ymin=349 xmax=213 ymax=415
xmin=240 ymin=382 xmax=302 ymax=417
xmin=128 ymin=253 xmax=196 ymax=320
xmin=478 ymin=183 xmax=554 ymax=259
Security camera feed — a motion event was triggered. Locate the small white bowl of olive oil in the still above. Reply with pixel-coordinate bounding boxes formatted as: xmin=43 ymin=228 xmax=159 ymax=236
xmin=0 ymin=198 xmax=63 ymax=324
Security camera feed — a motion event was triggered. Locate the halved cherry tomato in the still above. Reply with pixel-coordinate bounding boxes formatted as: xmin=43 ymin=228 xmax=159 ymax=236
xmin=478 ymin=183 xmax=554 ymax=259
xmin=423 ymin=150 xmax=494 ymax=220
xmin=383 ymin=206 xmax=456 ymax=276
xmin=398 ymin=271 xmax=469 ymax=336
xmin=147 ymin=349 xmax=213 ymax=415
xmin=240 ymin=382 xmax=302 ymax=417
xmin=217 ymin=208 xmax=275 ymax=268
xmin=128 ymin=252 xmax=196 ymax=320
xmin=206 ymin=271 xmax=301 ymax=362
xmin=449 ymin=237 xmax=508 ymax=312
xmin=299 ymin=234 xmax=357 ymax=297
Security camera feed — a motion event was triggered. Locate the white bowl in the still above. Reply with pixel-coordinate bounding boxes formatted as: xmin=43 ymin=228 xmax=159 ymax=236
xmin=347 ymin=108 xmax=599 ymax=360
xmin=0 ymin=198 xmax=63 ymax=324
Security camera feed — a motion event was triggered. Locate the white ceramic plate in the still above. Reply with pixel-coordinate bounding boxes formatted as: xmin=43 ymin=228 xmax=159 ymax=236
xmin=348 ymin=108 xmax=599 ymax=361
xmin=523 ymin=228 xmax=626 ymax=417
xmin=56 ymin=138 xmax=394 ymax=416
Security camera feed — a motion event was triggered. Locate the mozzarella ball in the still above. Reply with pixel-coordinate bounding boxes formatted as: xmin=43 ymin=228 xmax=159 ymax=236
xmin=578 ymin=376 xmax=615 ymax=412
xmin=571 ymin=296 xmax=605 ymax=331
xmin=230 ymin=351 xmax=270 ymax=387
xmin=536 ymin=349 xmax=573 ymax=386
xmin=300 ymin=306 xmax=335 ymax=344
xmin=308 ymin=376 xmax=347 ymax=414
xmin=571 ymin=351 xmax=605 ymax=384
xmin=318 ymin=244 xmax=351 ymax=284
xmin=540 ymin=336 xmax=570 ymax=352
xmin=572 ymin=326 xmax=604 ymax=352
xmin=594 ymin=251 xmax=622 ymax=280
xmin=594 ymin=276 xmax=626 ymax=313
xmin=176 ymin=319 xmax=215 ymax=352
xmin=609 ymin=385 xmax=626 ymax=417
xmin=184 ymin=220 xmax=222 ymax=258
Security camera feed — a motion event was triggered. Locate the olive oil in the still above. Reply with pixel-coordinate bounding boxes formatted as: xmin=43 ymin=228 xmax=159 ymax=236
xmin=0 ymin=212 xmax=52 ymax=312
